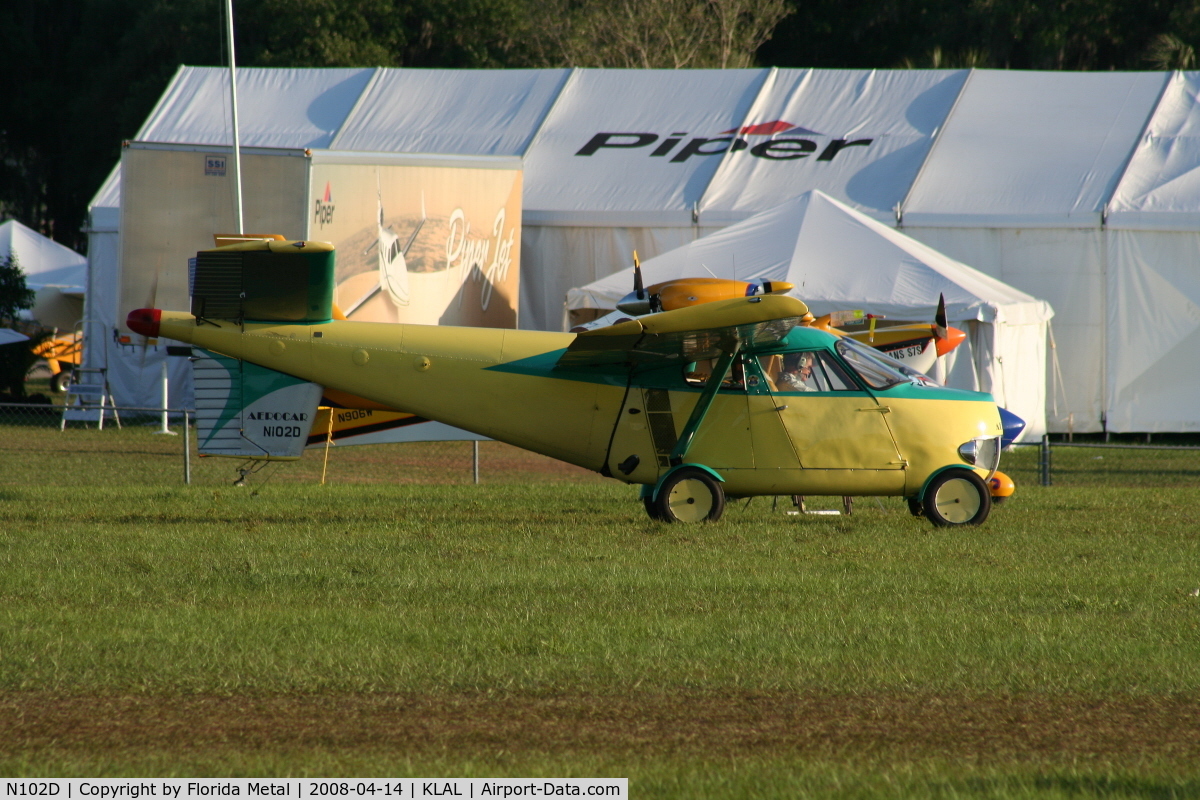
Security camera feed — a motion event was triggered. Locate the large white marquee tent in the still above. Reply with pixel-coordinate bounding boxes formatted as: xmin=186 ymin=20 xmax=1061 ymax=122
xmin=1 ymin=219 xmax=87 ymax=331
xmin=568 ymin=191 xmax=1055 ymax=437
xmin=86 ymin=65 xmax=1200 ymax=432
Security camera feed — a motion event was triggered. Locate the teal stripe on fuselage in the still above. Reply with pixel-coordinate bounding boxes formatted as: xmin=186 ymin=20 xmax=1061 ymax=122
xmin=485 ymin=349 xmax=631 ymax=388
xmin=883 ymin=381 xmax=995 ymax=403
xmin=486 ymin=340 xmax=995 ymax=404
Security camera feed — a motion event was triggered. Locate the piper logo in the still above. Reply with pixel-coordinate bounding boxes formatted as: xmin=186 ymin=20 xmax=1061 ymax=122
xmin=313 ymin=182 xmax=335 ymax=227
xmin=575 ymin=120 xmax=872 ymax=163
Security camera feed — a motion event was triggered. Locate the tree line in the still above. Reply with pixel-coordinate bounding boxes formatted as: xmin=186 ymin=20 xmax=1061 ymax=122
xmin=2 ymin=0 xmax=1195 ymax=255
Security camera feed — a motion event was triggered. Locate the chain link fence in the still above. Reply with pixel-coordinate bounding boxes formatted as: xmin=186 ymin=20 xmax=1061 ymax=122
xmin=0 ymin=400 xmax=603 ymax=488
xmin=6 ymin=391 xmax=1200 ymax=491
xmin=1011 ymin=434 xmax=1200 ymax=489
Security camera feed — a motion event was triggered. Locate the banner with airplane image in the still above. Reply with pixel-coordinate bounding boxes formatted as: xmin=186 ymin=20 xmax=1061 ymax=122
xmin=307 ymin=153 xmax=522 ymax=328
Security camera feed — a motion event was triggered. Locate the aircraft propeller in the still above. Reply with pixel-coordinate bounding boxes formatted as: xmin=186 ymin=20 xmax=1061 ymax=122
xmin=137 ymin=267 xmax=161 ymax=369
xmin=619 ymin=252 xmax=659 ymax=316
xmin=632 ymin=251 xmax=644 ymax=302
xmin=933 ymin=293 xmax=966 ymax=356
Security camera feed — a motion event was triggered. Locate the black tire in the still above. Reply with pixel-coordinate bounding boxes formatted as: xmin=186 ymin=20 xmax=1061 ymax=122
xmin=922 ymin=469 xmax=991 ymax=527
xmin=907 ymin=497 xmax=924 ymax=517
xmin=652 ymin=468 xmax=725 ymax=523
xmin=51 ymin=370 xmax=73 ymax=393
xmin=643 ymin=495 xmax=666 ymax=521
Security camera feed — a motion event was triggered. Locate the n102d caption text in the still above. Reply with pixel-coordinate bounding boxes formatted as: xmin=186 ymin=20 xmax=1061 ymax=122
xmin=3 ymin=781 xmax=627 ymax=800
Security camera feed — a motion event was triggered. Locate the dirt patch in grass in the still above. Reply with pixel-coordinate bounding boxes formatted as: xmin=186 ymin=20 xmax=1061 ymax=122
xmin=2 ymin=692 xmax=1196 ymax=766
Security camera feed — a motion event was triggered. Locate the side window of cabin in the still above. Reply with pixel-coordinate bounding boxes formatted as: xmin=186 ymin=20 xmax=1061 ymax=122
xmin=834 ymin=338 xmax=911 ymax=390
xmin=758 ymin=351 xmax=858 ymax=392
xmin=683 ymin=359 xmax=715 ymax=387
xmin=814 ymin=352 xmax=857 ymax=390
xmin=682 ymin=356 xmax=751 ymax=391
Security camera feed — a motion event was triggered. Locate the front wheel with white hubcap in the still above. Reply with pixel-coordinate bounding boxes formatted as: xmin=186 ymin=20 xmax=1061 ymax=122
xmin=651 ymin=468 xmax=725 ymax=523
xmin=921 ymin=469 xmax=991 ymax=527
xmin=642 ymin=495 xmax=666 ymax=521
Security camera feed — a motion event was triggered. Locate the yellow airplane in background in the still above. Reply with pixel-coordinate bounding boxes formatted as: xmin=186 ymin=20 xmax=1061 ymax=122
xmin=813 ymin=297 xmax=966 ymax=378
xmin=598 ymin=254 xmax=969 ymax=376
xmin=129 ymin=238 xmax=1016 ymax=526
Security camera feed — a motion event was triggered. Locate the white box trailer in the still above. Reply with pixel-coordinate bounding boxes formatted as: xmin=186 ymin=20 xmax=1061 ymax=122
xmin=119 ymin=143 xmax=522 ymax=333
xmin=113 ymin=143 xmax=522 ymax=447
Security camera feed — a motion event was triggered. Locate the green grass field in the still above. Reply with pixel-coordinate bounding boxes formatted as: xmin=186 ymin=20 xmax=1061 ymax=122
xmin=1 ymin=423 xmax=1199 ymax=796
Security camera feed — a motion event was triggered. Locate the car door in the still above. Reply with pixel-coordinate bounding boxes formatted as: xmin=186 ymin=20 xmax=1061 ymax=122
xmin=675 ymin=356 xmax=756 ymax=471
xmin=758 ymin=350 xmax=906 ymax=472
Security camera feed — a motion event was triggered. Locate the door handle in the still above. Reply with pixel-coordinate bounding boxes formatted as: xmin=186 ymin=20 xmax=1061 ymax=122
xmin=859 ymin=406 xmax=891 ymax=413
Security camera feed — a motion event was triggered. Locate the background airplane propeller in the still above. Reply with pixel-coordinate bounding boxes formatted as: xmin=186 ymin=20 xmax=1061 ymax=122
xmin=933 ymin=293 xmax=967 ymax=356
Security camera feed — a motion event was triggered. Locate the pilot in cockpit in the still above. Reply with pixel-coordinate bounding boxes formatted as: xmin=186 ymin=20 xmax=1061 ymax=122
xmin=779 ymin=352 xmax=819 ymax=391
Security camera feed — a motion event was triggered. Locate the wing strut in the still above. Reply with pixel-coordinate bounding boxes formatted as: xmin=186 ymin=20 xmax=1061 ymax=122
xmin=669 ymin=344 xmax=740 ymax=466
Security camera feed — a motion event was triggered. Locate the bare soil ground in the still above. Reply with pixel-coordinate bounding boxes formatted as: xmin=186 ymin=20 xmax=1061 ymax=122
xmin=3 ymin=692 xmax=1197 ymax=767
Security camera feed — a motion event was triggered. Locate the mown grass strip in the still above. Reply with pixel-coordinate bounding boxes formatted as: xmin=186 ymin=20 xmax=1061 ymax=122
xmin=2 ymin=480 xmax=1198 ymax=697
xmin=2 ymin=437 xmax=1199 ymax=791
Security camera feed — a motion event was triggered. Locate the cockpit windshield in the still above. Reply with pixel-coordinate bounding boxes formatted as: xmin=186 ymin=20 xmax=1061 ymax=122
xmin=835 ymin=337 xmax=934 ymax=390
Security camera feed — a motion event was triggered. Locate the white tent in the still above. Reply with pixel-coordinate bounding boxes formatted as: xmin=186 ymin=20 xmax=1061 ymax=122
xmin=899 ymin=70 xmax=1169 ymax=433
xmin=94 ymin=65 xmax=970 ymax=338
xmin=0 ymin=219 xmax=87 ymax=331
xmin=521 ymin=67 xmax=969 ymax=331
xmin=568 ymin=191 xmax=1054 ymax=438
xmin=87 ymin=65 xmax=1200 ymax=432
xmin=1103 ymin=71 xmax=1200 ymax=432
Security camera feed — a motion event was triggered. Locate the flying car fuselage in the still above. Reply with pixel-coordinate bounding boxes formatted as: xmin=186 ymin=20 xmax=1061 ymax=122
xmin=138 ymin=310 xmax=1001 ymax=501
xmin=129 ymin=238 xmax=1006 ymax=523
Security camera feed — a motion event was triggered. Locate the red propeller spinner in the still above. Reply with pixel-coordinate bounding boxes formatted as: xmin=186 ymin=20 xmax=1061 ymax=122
xmin=126 ymin=308 xmax=162 ymax=338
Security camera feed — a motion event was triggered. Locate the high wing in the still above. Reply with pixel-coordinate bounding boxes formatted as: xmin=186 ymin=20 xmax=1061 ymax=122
xmin=556 ymin=295 xmax=809 ymax=371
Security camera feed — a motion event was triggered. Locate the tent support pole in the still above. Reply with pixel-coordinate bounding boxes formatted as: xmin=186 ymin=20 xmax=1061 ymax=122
xmin=226 ymin=0 xmax=244 ymax=234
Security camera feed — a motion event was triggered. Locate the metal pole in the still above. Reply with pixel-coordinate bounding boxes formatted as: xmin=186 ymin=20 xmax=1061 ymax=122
xmin=154 ymin=358 xmax=176 ymax=435
xmin=473 ymin=440 xmax=480 ymax=485
xmin=225 ymin=0 xmax=244 ymax=234
xmin=183 ymin=409 xmax=191 ymax=484
xmin=1040 ymin=434 xmax=1051 ymax=487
